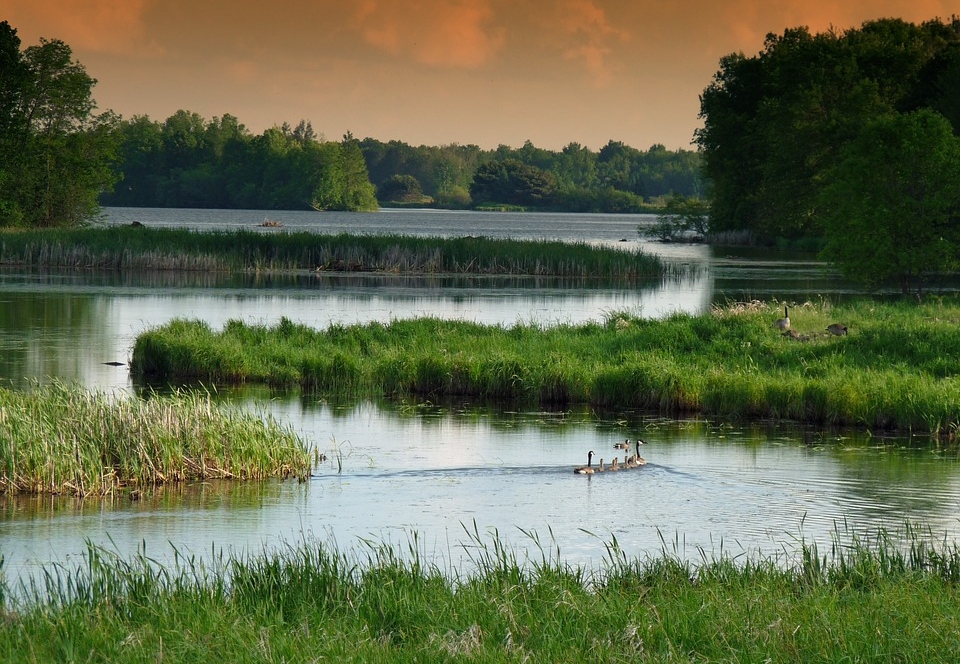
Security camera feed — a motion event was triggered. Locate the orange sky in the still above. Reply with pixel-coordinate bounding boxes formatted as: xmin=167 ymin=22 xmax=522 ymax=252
xmin=4 ymin=1 xmax=957 ymax=150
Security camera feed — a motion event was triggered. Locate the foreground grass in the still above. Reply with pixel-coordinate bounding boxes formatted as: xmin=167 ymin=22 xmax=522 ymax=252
xmin=0 ymin=382 xmax=311 ymax=496
xmin=0 ymin=226 xmax=663 ymax=279
xmin=1 ymin=527 xmax=959 ymax=662
xmin=132 ymin=299 xmax=960 ymax=433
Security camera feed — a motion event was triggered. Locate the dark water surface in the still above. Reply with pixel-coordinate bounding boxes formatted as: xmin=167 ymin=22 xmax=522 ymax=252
xmin=1 ymin=208 xmax=957 ymax=584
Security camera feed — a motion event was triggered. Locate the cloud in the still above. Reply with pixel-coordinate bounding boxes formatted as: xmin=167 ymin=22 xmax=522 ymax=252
xmin=6 ymin=0 xmax=163 ymax=56
xmin=353 ymin=0 xmax=505 ymax=69
xmin=555 ymin=0 xmax=630 ymax=86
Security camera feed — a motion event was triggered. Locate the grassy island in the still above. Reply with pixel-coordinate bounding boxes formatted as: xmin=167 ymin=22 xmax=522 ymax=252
xmin=2 ymin=528 xmax=959 ymax=662
xmin=0 ymin=226 xmax=663 ymax=279
xmin=131 ymin=299 xmax=960 ymax=434
xmin=0 ymin=382 xmax=311 ymax=496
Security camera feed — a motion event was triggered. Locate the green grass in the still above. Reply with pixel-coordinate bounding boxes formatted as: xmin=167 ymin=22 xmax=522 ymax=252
xmin=0 ymin=226 xmax=663 ymax=279
xmin=131 ymin=298 xmax=960 ymax=433
xmin=1 ymin=525 xmax=959 ymax=662
xmin=0 ymin=382 xmax=312 ymax=496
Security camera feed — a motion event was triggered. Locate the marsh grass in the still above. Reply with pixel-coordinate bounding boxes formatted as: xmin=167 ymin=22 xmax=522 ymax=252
xmin=133 ymin=298 xmax=960 ymax=433
xmin=0 ymin=226 xmax=663 ymax=279
xmin=1 ymin=525 xmax=959 ymax=662
xmin=0 ymin=382 xmax=311 ymax=496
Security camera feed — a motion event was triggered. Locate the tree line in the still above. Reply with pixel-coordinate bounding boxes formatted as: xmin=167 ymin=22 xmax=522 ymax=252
xmin=697 ymin=16 xmax=960 ymax=292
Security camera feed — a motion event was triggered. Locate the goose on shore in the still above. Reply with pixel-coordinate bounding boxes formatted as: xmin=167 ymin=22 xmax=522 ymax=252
xmin=574 ymin=451 xmax=596 ymax=474
xmin=774 ymin=305 xmax=790 ymax=331
xmin=826 ymin=323 xmax=848 ymax=336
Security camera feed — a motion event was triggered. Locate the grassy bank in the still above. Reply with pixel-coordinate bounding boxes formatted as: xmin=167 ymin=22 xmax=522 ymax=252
xmin=131 ymin=299 xmax=960 ymax=433
xmin=0 ymin=226 xmax=663 ymax=279
xmin=0 ymin=382 xmax=311 ymax=497
xmin=2 ymin=527 xmax=959 ymax=662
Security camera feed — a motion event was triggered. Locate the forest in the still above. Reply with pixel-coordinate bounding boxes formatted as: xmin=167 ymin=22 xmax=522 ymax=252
xmin=99 ymin=114 xmax=704 ymax=213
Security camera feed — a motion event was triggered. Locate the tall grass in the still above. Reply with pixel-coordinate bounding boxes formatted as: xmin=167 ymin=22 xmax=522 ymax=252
xmin=0 ymin=226 xmax=663 ymax=279
xmin=0 ymin=382 xmax=311 ymax=496
xmin=132 ymin=298 xmax=960 ymax=433
xmin=1 ymin=525 xmax=959 ymax=662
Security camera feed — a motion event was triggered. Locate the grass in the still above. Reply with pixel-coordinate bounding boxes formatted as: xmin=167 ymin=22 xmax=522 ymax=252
xmin=0 ymin=226 xmax=664 ymax=279
xmin=0 ymin=382 xmax=312 ymax=497
xmin=131 ymin=298 xmax=960 ymax=434
xmin=1 ymin=525 xmax=959 ymax=662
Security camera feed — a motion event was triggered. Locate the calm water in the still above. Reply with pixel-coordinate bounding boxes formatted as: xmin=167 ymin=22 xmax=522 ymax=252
xmin=1 ymin=208 xmax=958 ymax=584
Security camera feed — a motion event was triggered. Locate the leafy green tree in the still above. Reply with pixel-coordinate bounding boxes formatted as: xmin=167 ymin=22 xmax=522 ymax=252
xmin=377 ymin=174 xmax=424 ymax=203
xmin=469 ymin=159 xmax=556 ymax=207
xmin=819 ymin=110 xmax=960 ymax=294
xmin=0 ymin=26 xmax=118 ymax=226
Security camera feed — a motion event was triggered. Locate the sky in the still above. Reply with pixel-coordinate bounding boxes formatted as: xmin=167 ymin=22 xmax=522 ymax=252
xmin=4 ymin=1 xmax=957 ymax=151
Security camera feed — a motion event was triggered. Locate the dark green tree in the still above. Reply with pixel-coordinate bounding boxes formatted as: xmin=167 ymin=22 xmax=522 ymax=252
xmin=377 ymin=174 xmax=424 ymax=203
xmin=0 ymin=24 xmax=118 ymax=226
xmin=469 ymin=159 xmax=556 ymax=207
xmin=819 ymin=109 xmax=960 ymax=294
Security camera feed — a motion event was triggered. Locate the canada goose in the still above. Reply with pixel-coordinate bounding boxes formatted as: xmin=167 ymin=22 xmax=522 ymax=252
xmin=609 ymin=457 xmax=620 ymax=471
xmin=826 ymin=323 xmax=848 ymax=336
xmin=574 ymin=451 xmax=595 ymax=474
xmin=614 ymin=438 xmax=630 ymax=450
xmin=597 ymin=458 xmax=605 ymax=472
xmin=774 ymin=305 xmax=790 ymax=331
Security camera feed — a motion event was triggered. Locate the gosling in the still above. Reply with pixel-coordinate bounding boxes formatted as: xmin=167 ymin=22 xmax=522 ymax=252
xmin=826 ymin=323 xmax=848 ymax=336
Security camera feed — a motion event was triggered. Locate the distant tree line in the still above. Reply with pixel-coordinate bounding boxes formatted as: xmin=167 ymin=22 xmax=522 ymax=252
xmin=697 ymin=16 xmax=960 ymax=293
xmin=360 ymin=138 xmax=704 ymax=212
xmin=101 ymin=114 xmax=377 ymax=211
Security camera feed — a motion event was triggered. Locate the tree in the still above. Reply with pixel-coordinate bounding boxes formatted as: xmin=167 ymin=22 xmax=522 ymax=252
xmin=819 ymin=110 xmax=960 ymax=294
xmin=469 ymin=159 xmax=556 ymax=207
xmin=377 ymin=174 xmax=424 ymax=203
xmin=0 ymin=23 xmax=117 ymax=226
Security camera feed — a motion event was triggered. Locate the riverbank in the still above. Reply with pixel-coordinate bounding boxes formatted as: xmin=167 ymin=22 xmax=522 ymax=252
xmin=0 ymin=382 xmax=312 ymax=497
xmin=1 ymin=527 xmax=958 ymax=662
xmin=0 ymin=226 xmax=663 ymax=279
xmin=130 ymin=299 xmax=960 ymax=434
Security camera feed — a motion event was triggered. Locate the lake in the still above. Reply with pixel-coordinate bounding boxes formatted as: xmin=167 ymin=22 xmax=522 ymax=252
xmin=1 ymin=207 xmax=957 ymax=585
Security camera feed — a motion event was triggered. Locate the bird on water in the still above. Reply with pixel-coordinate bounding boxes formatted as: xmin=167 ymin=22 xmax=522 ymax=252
xmin=574 ymin=451 xmax=596 ymax=474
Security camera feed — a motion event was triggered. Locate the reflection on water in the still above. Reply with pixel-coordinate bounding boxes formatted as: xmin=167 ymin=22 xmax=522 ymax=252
xmin=1 ymin=208 xmax=959 ymax=583
xmin=3 ymin=400 xmax=959 ymax=584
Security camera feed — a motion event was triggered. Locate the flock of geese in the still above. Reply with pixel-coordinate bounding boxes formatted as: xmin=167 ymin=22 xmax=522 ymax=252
xmin=775 ymin=305 xmax=848 ymax=339
xmin=574 ymin=438 xmax=647 ymax=474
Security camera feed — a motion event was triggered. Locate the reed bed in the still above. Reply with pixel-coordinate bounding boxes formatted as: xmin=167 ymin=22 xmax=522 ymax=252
xmin=0 ymin=382 xmax=311 ymax=496
xmin=1 ymin=525 xmax=959 ymax=662
xmin=132 ymin=299 xmax=960 ymax=433
xmin=0 ymin=226 xmax=663 ymax=279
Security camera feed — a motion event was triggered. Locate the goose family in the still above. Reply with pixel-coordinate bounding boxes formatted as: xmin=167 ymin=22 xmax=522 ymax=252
xmin=574 ymin=451 xmax=596 ymax=474
xmin=575 ymin=440 xmax=647 ymax=474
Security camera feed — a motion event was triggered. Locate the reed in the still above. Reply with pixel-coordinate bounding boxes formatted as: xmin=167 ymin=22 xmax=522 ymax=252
xmin=0 ymin=226 xmax=663 ymax=279
xmin=1 ymin=525 xmax=959 ymax=662
xmin=0 ymin=382 xmax=311 ymax=497
xmin=131 ymin=298 xmax=960 ymax=433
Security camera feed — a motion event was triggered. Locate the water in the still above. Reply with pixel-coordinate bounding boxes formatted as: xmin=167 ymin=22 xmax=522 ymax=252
xmin=2 ymin=208 xmax=958 ymax=585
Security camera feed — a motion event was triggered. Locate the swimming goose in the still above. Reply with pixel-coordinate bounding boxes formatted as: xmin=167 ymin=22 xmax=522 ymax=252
xmin=574 ymin=451 xmax=596 ymax=474
xmin=826 ymin=323 xmax=848 ymax=336
xmin=774 ymin=305 xmax=790 ymax=331
xmin=614 ymin=438 xmax=631 ymax=450
xmin=634 ymin=438 xmax=648 ymax=466
xmin=609 ymin=457 xmax=620 ymax=471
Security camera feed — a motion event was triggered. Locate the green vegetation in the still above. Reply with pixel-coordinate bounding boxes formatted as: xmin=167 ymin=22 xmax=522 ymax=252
xmin=0 ymin=382 xmax=311 ymax=497
xmin=2 ymin=526 xmax=960 ymax=662
xmin=697 ymin=17 xmax=960 ymax=292
xmin=131 ymin=299 xmax=960 ymax=434
xmin=0 ymin=21 xmax=119 ymax=228
xmin=0 ymin=225 xmax=663 ymax=277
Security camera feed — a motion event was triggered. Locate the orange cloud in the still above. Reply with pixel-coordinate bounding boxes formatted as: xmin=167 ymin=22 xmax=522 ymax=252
xmin=556 ymin=0 xmax=629 ymax=86
xmin=353 ymin=0 xmax=505 ymax=69
xmin=6 ymin=0 xmax=163 ymax=56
